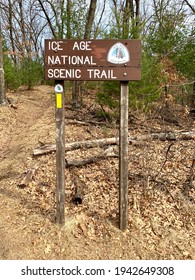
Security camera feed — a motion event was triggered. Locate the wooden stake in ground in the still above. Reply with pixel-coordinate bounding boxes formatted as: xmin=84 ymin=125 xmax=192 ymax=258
xmin=119 ymin=81 xmax=129 ymax=231
xmin=55 ymin=81 xmax=65 ymax=224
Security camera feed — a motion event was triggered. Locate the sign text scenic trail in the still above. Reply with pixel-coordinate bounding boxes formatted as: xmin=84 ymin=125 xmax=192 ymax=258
xmin=44 ymin=39 xmax=141 ymax=230
xmin=45 ymin=40 xmax=141 ymax=81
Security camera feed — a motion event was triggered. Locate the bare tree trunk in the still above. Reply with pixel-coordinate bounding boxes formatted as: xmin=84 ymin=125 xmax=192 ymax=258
xmin=134 ymin=0 xmax=140 ymax=38
xmin=66 ymin=0 xmax=72 ymax=39
xmin=72 ymin=80 xmax=81 ymax=109
xmin=113 ymin=0 xmax=140 ymax=39
xmin=19 ymin=0 xmax=26 ymax=56
xmin=84 ymin=0 xmax=97 ymax=39
xmin=72 ymin=0 xmax=97 ymax=109
xmin=37 ymin=0 xmax=57 ymax=38
xmin=129 ymin=0 xmax=140 ymax=39
xmin=122 ymin=0 xmax=131 ymax=39
xmin=0 ymin=21 xmax=6 ymax=105
xmin=94 ymin=0 xmax=106 ymax=38
xmin=8 ymin=0 xmax=17 ymax=65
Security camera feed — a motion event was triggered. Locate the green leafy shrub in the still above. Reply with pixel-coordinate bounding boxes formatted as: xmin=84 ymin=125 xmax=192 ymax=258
xmin=95 ymin=53 xmax=165 ymax=114
xmin=20 ymin=57 xmax=44 ymax=89
xmin=95 ymin=81 xmax=120 ymax=119
xmin=171 ymin=28 xmax=195 ymax=79
xmin=3 ymin=50 xmax=44 ymax=90
xmin=96 ymin=81 xmax=119 ymax=108
xmin=3 ymin=56 xmax=21 ymax=90
xmin=129 ymin=53 xmax=165 ymax=111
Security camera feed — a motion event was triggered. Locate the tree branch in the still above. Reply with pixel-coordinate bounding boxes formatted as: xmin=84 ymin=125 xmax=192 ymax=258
xmin=183 ymin=0 xmax=195 ymax=14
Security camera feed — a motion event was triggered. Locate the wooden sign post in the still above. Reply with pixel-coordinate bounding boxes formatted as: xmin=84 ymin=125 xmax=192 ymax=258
xmin=55 ymin=80 xmax=65 ymax=224
xmin=45 ymin=39 xmax=141 ymax=230
xmin=119 ymin=81 xmax=129 ymax=230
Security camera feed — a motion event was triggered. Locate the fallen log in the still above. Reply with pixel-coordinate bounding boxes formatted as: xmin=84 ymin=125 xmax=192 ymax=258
xmin=33 ymin=144 xmax=56 ymax=155
xmin=65 ymin=119 xmax=110 ymax=127
xmin=65 ymin=147 xmax=118 ymax=168
xmin=70 ymin=169 xmax=87 ymax=204
xmin=72 ymin=176 xmax=86 ymax=204
xmin=33 ymin=137 xmax=119 ymax=156
xmin=33 ymin=130 xmax=195 ymax=156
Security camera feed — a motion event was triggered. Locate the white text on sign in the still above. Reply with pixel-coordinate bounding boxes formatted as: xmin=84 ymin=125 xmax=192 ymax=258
xmin=47 ymin=69 xmax=117 ymax=79
xmin=48 ymin=41 xmax=92 ymax=52
xmin=47 ymin=55 xmax=96 ymax=65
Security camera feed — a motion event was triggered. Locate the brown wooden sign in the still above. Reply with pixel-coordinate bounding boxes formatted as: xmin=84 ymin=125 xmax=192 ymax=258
xmin=44 ymin=39 xmax=141 ymax=81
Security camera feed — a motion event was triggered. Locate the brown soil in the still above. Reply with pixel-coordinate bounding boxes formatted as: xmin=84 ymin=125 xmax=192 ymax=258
xmin=0 ymin=85 xmax=194 ymax=260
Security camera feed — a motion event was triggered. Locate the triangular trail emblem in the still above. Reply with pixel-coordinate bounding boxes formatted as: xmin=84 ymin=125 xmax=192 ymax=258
xmin=107 ymin=42 xmax=130 ymax=64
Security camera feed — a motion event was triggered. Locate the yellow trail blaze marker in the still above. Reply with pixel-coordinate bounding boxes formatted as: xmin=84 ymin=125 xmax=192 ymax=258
xmin=56 ymin=93 xmax=62 ymax=108
xmin=55 ymin=84 xmax=63 ymax=109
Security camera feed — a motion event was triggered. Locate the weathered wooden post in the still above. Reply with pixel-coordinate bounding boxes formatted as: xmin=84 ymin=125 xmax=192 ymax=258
xmin=55 ymin=80 xmax=65 ymax=224
xmin=119 ymin=81 xmax=129 ymax=230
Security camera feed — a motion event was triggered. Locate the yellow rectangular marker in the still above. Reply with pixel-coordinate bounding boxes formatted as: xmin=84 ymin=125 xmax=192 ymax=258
xmin=56 ymin=93 xmax=62 ymax=108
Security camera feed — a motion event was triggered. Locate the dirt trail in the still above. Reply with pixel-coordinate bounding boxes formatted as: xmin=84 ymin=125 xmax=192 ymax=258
xmin=0 ymin=85 xmax=194 ymax=260
xmin=1 ymin=87 xmax=53 ymax=165
xmin=0 ymin=86 xmax=56 ymax=259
